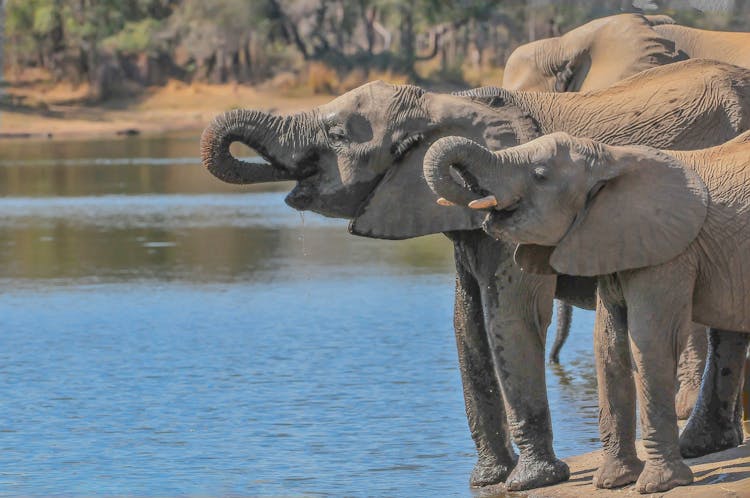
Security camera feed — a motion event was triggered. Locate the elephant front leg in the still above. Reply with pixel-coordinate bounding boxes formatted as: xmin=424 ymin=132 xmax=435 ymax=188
xmin=453 ymin=264 xmax=517 ymax=487
xmin=592 ymin=294 xmax=642 ymax=489
xmin=679 ymin=329 xmax=749 ymax=457
xmin=622 ymin=271 xmax=694 ymax=494
xmin=481 ymin=258 xmax=568 ymax=491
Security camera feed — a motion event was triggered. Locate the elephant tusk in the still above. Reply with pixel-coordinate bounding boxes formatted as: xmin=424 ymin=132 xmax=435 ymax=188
xmin=468 ymin=195 xmax=498 ymax=209
xmin=437 ymin=197 xmax=455 ymax=206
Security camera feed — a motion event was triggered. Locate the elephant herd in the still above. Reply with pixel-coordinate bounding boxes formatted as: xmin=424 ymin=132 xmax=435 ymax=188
xmin=200 ymin=13 xmax=750 ymax=495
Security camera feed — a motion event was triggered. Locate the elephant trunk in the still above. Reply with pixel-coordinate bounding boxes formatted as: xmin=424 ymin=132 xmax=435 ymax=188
xmin=200 ymin=109 xmax=309 ymax=184
xmin=423 ymin=136 xmax=500 ymax=207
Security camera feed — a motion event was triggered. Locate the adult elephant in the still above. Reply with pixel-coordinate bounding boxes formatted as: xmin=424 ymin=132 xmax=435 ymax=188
xmin=501 ymin=13 xmax=681 ymax=93
xmin=502 ymin=13 xmax=750 ymax=94
xmin=201 ymin=60 xmax=750 ymax=491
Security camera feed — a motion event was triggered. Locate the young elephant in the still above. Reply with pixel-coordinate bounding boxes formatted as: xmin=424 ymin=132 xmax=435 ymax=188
xmin=423 ymin=131 xmax=750 ymax=493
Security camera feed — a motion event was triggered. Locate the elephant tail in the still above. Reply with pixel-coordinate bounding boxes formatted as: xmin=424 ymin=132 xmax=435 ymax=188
xmin=549 ymin=300 xmax=572 ymax=364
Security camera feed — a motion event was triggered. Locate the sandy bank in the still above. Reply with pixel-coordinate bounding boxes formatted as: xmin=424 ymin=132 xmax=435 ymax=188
xmin=476 ymin=435 xmax=750 ymax=497
xmin=0 ymin=81 xmax=331 ymax=141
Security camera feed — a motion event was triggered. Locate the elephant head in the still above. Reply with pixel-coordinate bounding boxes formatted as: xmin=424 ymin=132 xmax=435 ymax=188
xmin=423 ymin=132 xmax=709 ymax=276
xmin=502 ymin=14 xmax=680 ymax=92
xmin=201 ymin=81 xmax=538 ymax=239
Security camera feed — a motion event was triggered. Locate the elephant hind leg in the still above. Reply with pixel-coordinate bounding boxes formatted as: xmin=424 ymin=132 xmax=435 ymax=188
xmin=674 ymin=323 xmax=707 ymax=420
xmin=679 ymin=329 xmax=749 ymax=458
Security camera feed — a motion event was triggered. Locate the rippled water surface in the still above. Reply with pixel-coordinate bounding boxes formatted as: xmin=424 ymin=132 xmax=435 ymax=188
xmin=0 ymin=134 xmax=597 ymax=496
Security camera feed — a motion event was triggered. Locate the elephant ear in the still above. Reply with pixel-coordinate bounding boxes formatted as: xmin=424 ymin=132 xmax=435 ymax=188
xmin=549 ymin=150 xmax=709 ymax=277
xmin=514 ymin=245 xmax=557 ymax=274
xmin=349 ymin=157 xmax=484 ymax=239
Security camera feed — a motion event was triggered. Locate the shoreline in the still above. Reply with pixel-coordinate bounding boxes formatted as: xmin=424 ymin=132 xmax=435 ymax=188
xmin=0 ymin=82 xmax=332 ymax=141
xmin=476 ymin=435 xmax=750 ymax=497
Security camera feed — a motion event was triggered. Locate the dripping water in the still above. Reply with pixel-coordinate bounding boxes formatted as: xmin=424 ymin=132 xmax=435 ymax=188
xmin=298 ymin=211 xmax=309 ymax=257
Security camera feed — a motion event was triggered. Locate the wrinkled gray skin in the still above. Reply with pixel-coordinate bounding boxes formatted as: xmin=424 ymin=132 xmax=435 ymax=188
xmin=422 ymin=131 xmax=750 ymax=493
xmin=201 ymin=59 xmax=750 ymax=491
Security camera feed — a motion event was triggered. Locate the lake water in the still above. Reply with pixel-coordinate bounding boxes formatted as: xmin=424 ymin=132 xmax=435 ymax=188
xmin=0 ymin=134 xmax=598 ymax=497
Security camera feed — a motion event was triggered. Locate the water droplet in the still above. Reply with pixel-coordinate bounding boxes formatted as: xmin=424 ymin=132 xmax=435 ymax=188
xmin=298 ymin=212 xmax=308 ymax=257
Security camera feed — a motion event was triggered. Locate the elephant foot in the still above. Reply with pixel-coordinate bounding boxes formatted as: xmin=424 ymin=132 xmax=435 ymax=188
xmin=679 ymin=411 xmax=743 ymax=458
xmin=505 ymin=456 xmax=569 ymax=491
xmin=593 ymin=454 xmax=643 ymax=489
xmin=674 ymin=385 xmax=699 ymax=420
xmin=635 ymin=459 xmax=692 ymax=494
xmin=469 ymin=457 xmax=515 ymax=487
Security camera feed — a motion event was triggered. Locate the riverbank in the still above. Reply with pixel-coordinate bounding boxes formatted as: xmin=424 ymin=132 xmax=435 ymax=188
xmin=476 ymin=434 xmax=750 ymax=497
xmin=0 ymin=80 xmax=332 ymax=141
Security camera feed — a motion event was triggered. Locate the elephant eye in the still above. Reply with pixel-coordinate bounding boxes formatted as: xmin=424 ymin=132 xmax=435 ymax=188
xmin=532 ymin=167 xmax=548 ymax=182
xmin=328 ymin=125 xmax=348 ymax=142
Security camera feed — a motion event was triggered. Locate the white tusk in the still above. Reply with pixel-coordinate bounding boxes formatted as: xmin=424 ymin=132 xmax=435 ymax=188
xmin=468 ymin=195 xmax=498 ymax=209
xmin=437 ymin=197 xmax=455 ymax=206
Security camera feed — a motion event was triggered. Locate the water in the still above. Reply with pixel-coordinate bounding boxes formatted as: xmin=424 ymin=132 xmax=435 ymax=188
xmin=0 ymin=134 xmax=598 ymax=496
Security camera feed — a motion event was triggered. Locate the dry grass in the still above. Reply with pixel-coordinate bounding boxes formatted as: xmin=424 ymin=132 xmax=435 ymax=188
xmin=0 ymin=61 xmax=505 ymax=139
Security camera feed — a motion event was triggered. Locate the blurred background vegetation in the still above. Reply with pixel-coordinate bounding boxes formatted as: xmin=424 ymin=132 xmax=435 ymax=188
xmin=2 ymin=0 xmax=750 ymax=102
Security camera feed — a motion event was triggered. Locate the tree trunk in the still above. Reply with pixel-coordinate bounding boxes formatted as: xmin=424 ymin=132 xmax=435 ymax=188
xmin=0 ymin=0 xmax=5 ymax=83
xmin=400 ymin=5 xmax=416 ymax=76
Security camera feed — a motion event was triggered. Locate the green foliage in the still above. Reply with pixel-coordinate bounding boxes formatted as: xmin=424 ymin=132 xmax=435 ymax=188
xmin=32 ymin=3 xmax=57 ymax=34
xmin=102 ymin=18 xmax=163 ymax=55
xmin=4 ymin=0 xmax=750 ymax=99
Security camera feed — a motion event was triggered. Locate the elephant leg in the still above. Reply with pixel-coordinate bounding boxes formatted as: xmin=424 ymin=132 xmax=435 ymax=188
xmin=453 ymin=253 xmax=517 ymax=487
xmin=478 ymin=242 xmax=568 ymax=491
xmin=548 ymin=300 xmax=572 ymax=364
xmin=592 ymin=293 xmax=642 ymax=489
xmin=679 ymin=329 xmax=750 ymax=457
xmin=674 ymin=324 xmax=707 ymax=420
xmin=622 ymin=271 xmax=693 ymax=494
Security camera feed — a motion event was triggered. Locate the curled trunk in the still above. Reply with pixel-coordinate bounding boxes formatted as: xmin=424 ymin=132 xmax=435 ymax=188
xmin=422 ymin=136 xmax=499 ymax=206
xmin=200 ymin=108 xmax=301 ymax=184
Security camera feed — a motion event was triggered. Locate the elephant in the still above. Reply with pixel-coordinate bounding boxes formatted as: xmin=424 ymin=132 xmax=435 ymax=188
xmin=502 ymin=14 xmax=750 ymax=95
xmin=200 ymin=59 xmax=750 ymax=491
xmin=501 ymin=13 xmax=681 ymax=93
xmin=421 ymin=130 xmax=750 ymax=493
xmin=503 ymin=13 xmax=748 ymax=395
xmin=503 ymin=12 xmax=684 ymax=369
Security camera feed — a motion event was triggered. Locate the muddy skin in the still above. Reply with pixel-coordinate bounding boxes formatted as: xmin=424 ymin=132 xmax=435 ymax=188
xmin=506 ymin=454 xmax=570 ymax=491
xmin=452 ymin=241 xmax=518 ymax=486
xmin=679 ymin=329 xmax=749 ymax=458
xmin=449 ymin=230 xmax=569 ymax=490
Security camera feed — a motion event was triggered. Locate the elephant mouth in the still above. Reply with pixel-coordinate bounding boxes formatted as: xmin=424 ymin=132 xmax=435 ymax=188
xmin=491 ymin=198 xmax=521 ymax=219
xmin=279 ymin=152 xmax=322 ymax=211
xmin=285 ymin=176 xmax=318 ymax=210
xmin=482 ymin=199 xmax=520 ymax=237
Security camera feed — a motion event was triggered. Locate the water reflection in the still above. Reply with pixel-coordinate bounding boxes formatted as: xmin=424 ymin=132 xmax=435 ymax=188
xmin=0 ymin=134 xmax=598 ymax=496
xmin=0 ymin=135 xmax=454 ymax=283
